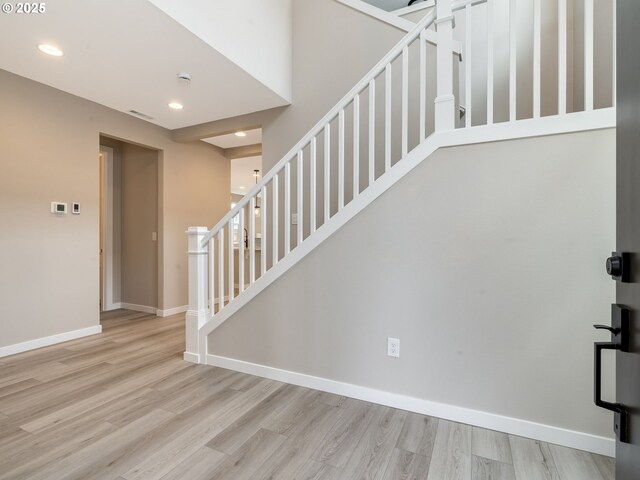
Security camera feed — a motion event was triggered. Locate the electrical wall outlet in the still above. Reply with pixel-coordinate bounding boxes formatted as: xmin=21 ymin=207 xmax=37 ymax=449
xmin=292 ymin=213 xmax=298 ymax=225
xmin=387 ymin=337 xmax=400 ymax=358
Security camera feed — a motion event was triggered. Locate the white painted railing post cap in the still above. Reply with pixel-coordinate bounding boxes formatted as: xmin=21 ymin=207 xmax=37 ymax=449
xmin=434 ymin=15 xmax=455 ymax=27
xmin=186 ymin=226 xmax=209 ymax=235
xmin=434 ymin=94 xmax=456 ymax=104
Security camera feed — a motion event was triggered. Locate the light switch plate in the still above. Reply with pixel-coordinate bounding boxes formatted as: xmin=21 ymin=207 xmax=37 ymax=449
xmin=292 ymin=213 xmax=298 ymax=225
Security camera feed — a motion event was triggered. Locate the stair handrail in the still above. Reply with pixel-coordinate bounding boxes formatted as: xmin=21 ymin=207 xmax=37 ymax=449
xmin=201 ymin=9 xmax=437 ymax=246
xmin=451 ymin=0 xmax=487 ymax=11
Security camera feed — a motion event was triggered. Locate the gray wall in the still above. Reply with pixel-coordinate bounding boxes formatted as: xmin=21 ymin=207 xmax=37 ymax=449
xmin=0 ymin=68 xmax=230 ymax=348
xmin=261 ymin=0 xmax=405 ymax=172
xmin=209 ymin=128 xmax=616 ymax=439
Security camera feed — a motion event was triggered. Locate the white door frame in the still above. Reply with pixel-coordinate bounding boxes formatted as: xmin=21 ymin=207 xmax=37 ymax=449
xmin=100 ymin=146 xmax=117 ymax=311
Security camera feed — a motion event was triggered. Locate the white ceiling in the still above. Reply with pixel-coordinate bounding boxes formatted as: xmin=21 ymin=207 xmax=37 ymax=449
xmin=148 ymin=0 xmax=292 ymax=102
xmin=231 ymin=156 xmax=262 ymax=195
xmin=203 ymin=128 xmax=262 ymax=149
xmin=0 ymin=0 xmax=290 ymax=130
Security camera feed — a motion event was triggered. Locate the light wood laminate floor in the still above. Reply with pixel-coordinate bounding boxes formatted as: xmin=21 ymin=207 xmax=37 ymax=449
xmin=0 ymin=310 xmax=615 ymax=480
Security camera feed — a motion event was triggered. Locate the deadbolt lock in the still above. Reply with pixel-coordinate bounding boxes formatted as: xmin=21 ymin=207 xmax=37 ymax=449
xmin=606 ymin=252 xmax=630 ymax=282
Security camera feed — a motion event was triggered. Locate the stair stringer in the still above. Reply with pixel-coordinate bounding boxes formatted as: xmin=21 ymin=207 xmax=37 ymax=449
xmin=197 ymin=107 xmax=615 ymax=361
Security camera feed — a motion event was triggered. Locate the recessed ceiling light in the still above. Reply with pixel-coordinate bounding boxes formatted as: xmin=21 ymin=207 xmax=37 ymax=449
xmin=168 ymin=102 xmax=183 ymax=110
xmin=235 ymin=131 xmax=247 ymax=137
xmin=38 ymin=44 xmax=64 ymax=57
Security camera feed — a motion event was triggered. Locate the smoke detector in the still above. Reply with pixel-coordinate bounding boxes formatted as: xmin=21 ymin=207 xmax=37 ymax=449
xmin=177 ymin=72 xmax=192 ymax=83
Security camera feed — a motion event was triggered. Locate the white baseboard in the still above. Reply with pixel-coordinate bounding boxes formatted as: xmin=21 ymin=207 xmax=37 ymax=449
xmin=157 ymin=305 xmax=188 ymax=317
xmin=101 ymin=302 xmax=122 ymax=312
xmin=118 ymin=303 xmax=188 ymax=318
xmin=0 ymin=325 xmax=103 ymax=358
xmin=120 ymin=303 xmax=157 ymax=315
xmin=206 ymin=354 xmax=615 ymax=458
xmin=183 ymin=352 xmax=200 ymax=363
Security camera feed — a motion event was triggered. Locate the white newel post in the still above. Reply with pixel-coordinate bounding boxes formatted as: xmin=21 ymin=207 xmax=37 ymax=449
xmin=435 ymin=0 xmax=456 ymax=131
xmin=184 ymin=226 xmax=209 ymax=364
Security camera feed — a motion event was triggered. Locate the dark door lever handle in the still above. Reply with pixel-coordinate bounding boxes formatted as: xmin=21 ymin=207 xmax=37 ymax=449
xmin=593 ymin=324 xmax=619 ymax=334
xmin=592 ymin=305 xmax=631 ymax=443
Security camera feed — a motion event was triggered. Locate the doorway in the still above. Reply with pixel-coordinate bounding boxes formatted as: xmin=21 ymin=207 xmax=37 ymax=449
xmin=99 ymin=136 xmax=160 ymax=315
xmin=201 ymin=128 xmax=264 ymax=291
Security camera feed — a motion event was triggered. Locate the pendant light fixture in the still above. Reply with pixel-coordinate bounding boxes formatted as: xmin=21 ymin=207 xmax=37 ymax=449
xmin=254 ymin=169 xmax=260 ymax=216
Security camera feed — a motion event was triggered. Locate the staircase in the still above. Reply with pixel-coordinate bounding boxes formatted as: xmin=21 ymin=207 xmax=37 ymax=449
xmin=184 ymin=0 xmax=616 ymax=364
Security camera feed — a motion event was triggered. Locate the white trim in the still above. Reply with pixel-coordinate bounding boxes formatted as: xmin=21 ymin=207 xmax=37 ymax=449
xmin=435 ymin=94 xmax=456 ymax=104
xmin=124 ymin=303 xmax=192 ymax=318
xmin=120 ymin=303 xmax=157 ymax=315
xmin=393 ymin=0 xmax=436 ymax=17
xmin=0 ymin=326 xmax=102 ymax=358
xmin=99 ymin=146 xmax=118 ymax=312
xmin=206 ymin=354 xmax=615 ymax=458
xmin=157 ymin=305 xmax=188 ymax=317
xmin=183 ymin=352 xmax=200 ymax=363
xmin=434 ymin=14 xmax=455 ymax=25
xmin=451 ymin=0 xmax=488 ymax=11
xmin=437 ymin=108 xmax=616 ymax=148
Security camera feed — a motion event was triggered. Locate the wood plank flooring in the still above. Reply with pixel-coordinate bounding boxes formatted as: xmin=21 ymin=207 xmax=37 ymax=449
xmin=0 ymin=310 xmax=615 ymax=480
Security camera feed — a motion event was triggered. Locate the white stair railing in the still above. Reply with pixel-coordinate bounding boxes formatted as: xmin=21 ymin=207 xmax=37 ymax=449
xmin=455 ymin=0 xmax=615 ymax=128
xmin=185 ymin=6 xmax=450 ymax=362
xmin=185 ymin=0 xmax=616 ymax=363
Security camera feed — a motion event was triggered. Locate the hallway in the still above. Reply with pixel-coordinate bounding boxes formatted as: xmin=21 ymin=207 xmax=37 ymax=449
xmin=0 ymin=311 xmax=615 ymax=479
